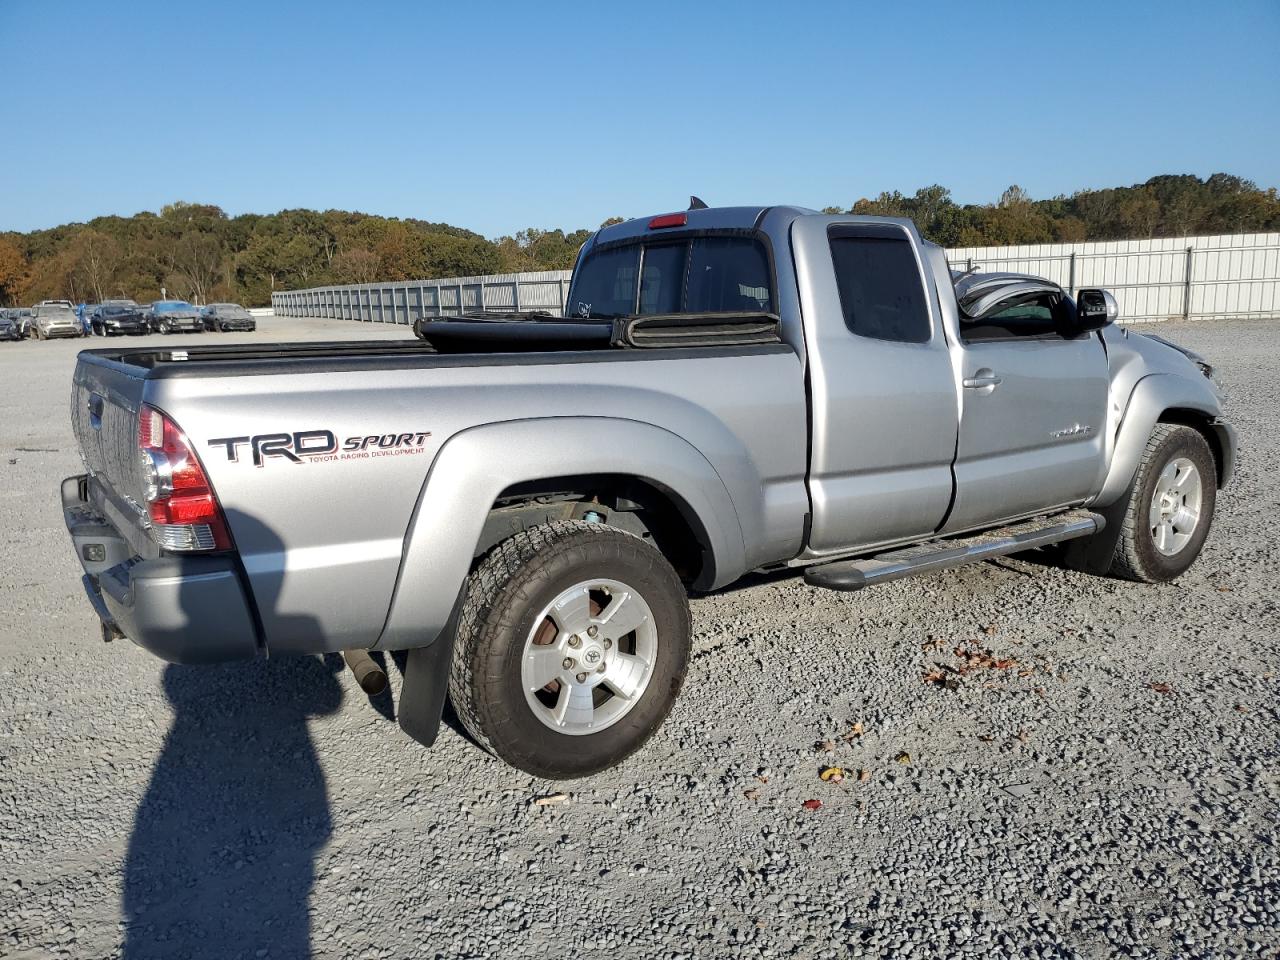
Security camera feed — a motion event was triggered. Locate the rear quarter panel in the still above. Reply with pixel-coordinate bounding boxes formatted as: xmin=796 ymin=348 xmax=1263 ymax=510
xmin=145 ymin=347 xmax=808 ymax=654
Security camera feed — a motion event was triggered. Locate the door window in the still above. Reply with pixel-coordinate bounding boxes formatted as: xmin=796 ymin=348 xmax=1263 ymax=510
xmin=962 ymin=293 xmax=1071 ymax=343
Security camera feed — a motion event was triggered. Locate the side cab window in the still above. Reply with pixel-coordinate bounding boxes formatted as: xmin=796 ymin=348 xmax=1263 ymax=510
xmin=827 ymin=225 xmax=932 ymax=344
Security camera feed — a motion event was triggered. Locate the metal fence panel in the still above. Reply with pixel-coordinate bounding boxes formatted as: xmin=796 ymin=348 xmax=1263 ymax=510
xmin=273 ymin=233 xmax=1280 ymax=324
xmin=947 ymin=232 xmax=1280 ymax=322
xmin=272 ymin=271 xmax=576 ymax=323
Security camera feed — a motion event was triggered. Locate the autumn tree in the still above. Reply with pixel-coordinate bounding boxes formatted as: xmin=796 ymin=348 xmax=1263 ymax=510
xmin=4 ymin=174 xmax=1277 ymax=307
xmin=0 ymin=237 xmax=30 ymax=306
xmin=331 ymin=248 xmax=381 ymax=284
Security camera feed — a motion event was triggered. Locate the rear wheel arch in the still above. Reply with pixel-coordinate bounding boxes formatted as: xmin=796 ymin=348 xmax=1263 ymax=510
xmin=479 ymin=474 xmax=716 ymax=588
xmin=377 ymin=417 xmax=746 ymax=651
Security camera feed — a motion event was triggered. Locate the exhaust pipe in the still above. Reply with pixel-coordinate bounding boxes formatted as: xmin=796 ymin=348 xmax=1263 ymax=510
xmin=342 ymin=648 xmax=388 ymax=695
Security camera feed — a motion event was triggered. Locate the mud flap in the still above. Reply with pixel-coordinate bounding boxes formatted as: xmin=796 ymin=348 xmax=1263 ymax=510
xmin=1062 ymin=488 xmax=1131 ymax=575
xmin=396 ymin=594 xmax=463 ymax=748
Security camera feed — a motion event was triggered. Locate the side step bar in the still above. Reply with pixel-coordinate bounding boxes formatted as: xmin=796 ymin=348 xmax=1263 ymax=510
xmin=804 ymin=509 xmax=1104 ymax=592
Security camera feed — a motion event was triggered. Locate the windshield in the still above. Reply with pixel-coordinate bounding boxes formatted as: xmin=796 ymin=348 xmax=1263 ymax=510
xmin=569 ymin=235 xmax=773 ymax=319
xmin=213 ymin=303 xmax=250 ymax=318
xmin=102 ymin=305 xmax=135 ymax=316
xmin=155 ymin=301 xmax=197 ymax=315
xmin=43 ymin=306 xmax=75 ymax=319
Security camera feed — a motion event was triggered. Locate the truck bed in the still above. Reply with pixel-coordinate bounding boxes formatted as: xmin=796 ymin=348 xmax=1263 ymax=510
xmin=70 ymin=327 xmax=810 ymax=657
xmin=79 ymin=311 xmax=784 ymax=377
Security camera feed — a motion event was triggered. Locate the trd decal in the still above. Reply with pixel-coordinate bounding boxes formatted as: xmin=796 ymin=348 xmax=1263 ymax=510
xmin=209 ymin=431 xmax=432 ymax=467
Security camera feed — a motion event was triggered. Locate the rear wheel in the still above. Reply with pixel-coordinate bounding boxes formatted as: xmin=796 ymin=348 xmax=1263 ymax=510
xmin=448 ymin=520 xmax=691 ymax=778
xmin=1109 ymin=424 xmax=1217 ymax=582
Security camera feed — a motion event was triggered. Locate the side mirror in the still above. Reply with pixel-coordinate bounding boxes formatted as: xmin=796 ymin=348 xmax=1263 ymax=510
xmin=1075 ymin=288 xmax=1118 ymax=331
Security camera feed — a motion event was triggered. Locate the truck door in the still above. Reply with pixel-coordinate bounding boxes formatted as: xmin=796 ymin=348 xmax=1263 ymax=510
xmin=792 ymin=219 xmax=959 ymax=554
xmin=941 ymin=290 xmax=1109 ymax=532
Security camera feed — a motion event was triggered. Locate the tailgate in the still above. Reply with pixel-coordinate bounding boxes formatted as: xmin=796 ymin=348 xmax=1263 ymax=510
xmin=71 ymin=355 xmax=152 ymax=549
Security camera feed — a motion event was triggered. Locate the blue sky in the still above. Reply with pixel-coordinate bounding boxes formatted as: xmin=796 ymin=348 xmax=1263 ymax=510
xmin=3 ymin=0 xmax=1278 ymax=237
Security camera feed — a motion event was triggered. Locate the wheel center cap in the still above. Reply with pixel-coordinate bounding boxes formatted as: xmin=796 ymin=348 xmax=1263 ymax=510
xmin=581 ymin=645 xmax=604 ymax=668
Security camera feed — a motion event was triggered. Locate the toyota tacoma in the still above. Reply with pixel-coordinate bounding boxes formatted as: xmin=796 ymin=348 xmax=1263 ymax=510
xmin=62 ymin=204 xmax=1236 ymax=777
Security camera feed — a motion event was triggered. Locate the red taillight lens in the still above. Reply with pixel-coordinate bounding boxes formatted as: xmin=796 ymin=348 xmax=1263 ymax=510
xmin=648 ymin=213 xmax=687 ymax=229
xmin=138 ymin=404 xmax=231 ymax=551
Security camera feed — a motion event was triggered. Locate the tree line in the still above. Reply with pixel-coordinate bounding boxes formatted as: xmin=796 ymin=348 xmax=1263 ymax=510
xmin=1 ymin=174 xmax=1277 ymax=308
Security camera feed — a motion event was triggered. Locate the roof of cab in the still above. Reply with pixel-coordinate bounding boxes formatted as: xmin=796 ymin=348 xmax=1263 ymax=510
xmin=585 ymin=204 xmax=822 ymax=252
xmin=593 ymin=206 xmax=770 ymax=244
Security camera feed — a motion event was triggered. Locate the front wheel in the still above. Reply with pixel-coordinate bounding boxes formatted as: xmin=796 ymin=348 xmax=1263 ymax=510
xmin=1109 ymin=424 xmax=1218 ymax=582
xmin=157 ymin=320 xmax=170 ymax=334
xmin=448 ymin=520 xmax=691 ymax=778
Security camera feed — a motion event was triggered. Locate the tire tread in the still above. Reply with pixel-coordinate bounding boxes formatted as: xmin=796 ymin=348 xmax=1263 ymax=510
xmin=448 ymin=520 xmax=688 ymax=774
xmin=1109 ymin=423 xmax=1214 ymax=582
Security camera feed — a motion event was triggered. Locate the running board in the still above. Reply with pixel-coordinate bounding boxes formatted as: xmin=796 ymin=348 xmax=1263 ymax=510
xmin=804 ymin=510 xmax=1104 ymax=592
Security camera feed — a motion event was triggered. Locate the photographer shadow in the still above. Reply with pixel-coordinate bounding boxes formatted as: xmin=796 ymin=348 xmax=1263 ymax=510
xmin=121 ymin=510 xmax=343 ymax=960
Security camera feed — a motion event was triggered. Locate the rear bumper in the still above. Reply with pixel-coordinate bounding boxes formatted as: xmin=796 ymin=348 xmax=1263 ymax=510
xmin=62 ymin=475 xmax=260 ymax=663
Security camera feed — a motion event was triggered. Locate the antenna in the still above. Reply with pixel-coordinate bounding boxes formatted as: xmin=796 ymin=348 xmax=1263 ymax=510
xmin=688 ymin=196 xmax=709 ymax=210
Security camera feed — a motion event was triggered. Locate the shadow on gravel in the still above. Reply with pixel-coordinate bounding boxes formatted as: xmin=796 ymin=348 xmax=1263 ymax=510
xmin=122 ymin=510 xmax=343 ymax=960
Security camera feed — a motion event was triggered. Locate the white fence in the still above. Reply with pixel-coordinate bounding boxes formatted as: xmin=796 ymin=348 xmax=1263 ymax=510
xmin=948 ymin=232 xmax=1280 ymax=322
xmin=272 ymin=271 xmax=573 ymax=324
xmin=273 ymin=232 xmax=1280 ymax=325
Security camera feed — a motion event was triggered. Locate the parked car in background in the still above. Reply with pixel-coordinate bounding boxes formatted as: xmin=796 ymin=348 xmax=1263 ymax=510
xmin=201 ymin=302 xmax=256 ymax=332
xmin=146 ymin=300 xmax=203 ymax=334
xmin=29 ymin=301 xmax=83 ymax=339
xmin=0 ymin=310 xmax=24 ymax=341
xmin=10 ymin=308 xmax=34 ymax=338
xmin=91 ymin=303 xmax=149 ymax=336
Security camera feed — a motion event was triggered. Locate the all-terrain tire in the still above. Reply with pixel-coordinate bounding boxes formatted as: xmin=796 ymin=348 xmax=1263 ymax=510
xmin=448 ymin=520 xmax=691 ymax=779
xmin=1108 ymin=424 xmax=1217 ymax=582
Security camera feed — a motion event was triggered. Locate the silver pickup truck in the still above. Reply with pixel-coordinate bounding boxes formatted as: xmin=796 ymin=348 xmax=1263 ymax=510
xmin=62 ymin=204 xmax=1236 ymax=777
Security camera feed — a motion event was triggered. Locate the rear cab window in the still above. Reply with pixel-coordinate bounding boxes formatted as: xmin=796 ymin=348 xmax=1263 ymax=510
xmin=571 ymin=234 xmax=773 ymax=319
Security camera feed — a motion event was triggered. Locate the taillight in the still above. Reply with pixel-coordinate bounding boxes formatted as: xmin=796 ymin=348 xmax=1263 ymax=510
xmin=138 ymin=404 xmax=232 ymax=552
xmin=648 ymin=213 xmax=687 ymax=229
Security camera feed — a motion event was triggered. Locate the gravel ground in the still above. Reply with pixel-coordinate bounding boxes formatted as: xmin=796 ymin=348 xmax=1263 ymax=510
xmin=0 ymin=315 xmax=1276 ymax=960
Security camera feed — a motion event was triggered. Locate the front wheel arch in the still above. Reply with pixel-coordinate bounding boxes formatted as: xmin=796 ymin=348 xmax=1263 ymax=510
xmin=1159 ymin=407 xmax=1232 ymax=487
xmin=1096 ymin=375 xmax=1224 ymax=507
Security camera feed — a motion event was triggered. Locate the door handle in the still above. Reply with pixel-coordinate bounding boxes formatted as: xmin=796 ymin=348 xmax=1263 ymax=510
xmin=963 ymin=373 xmax=1002 ymax=390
